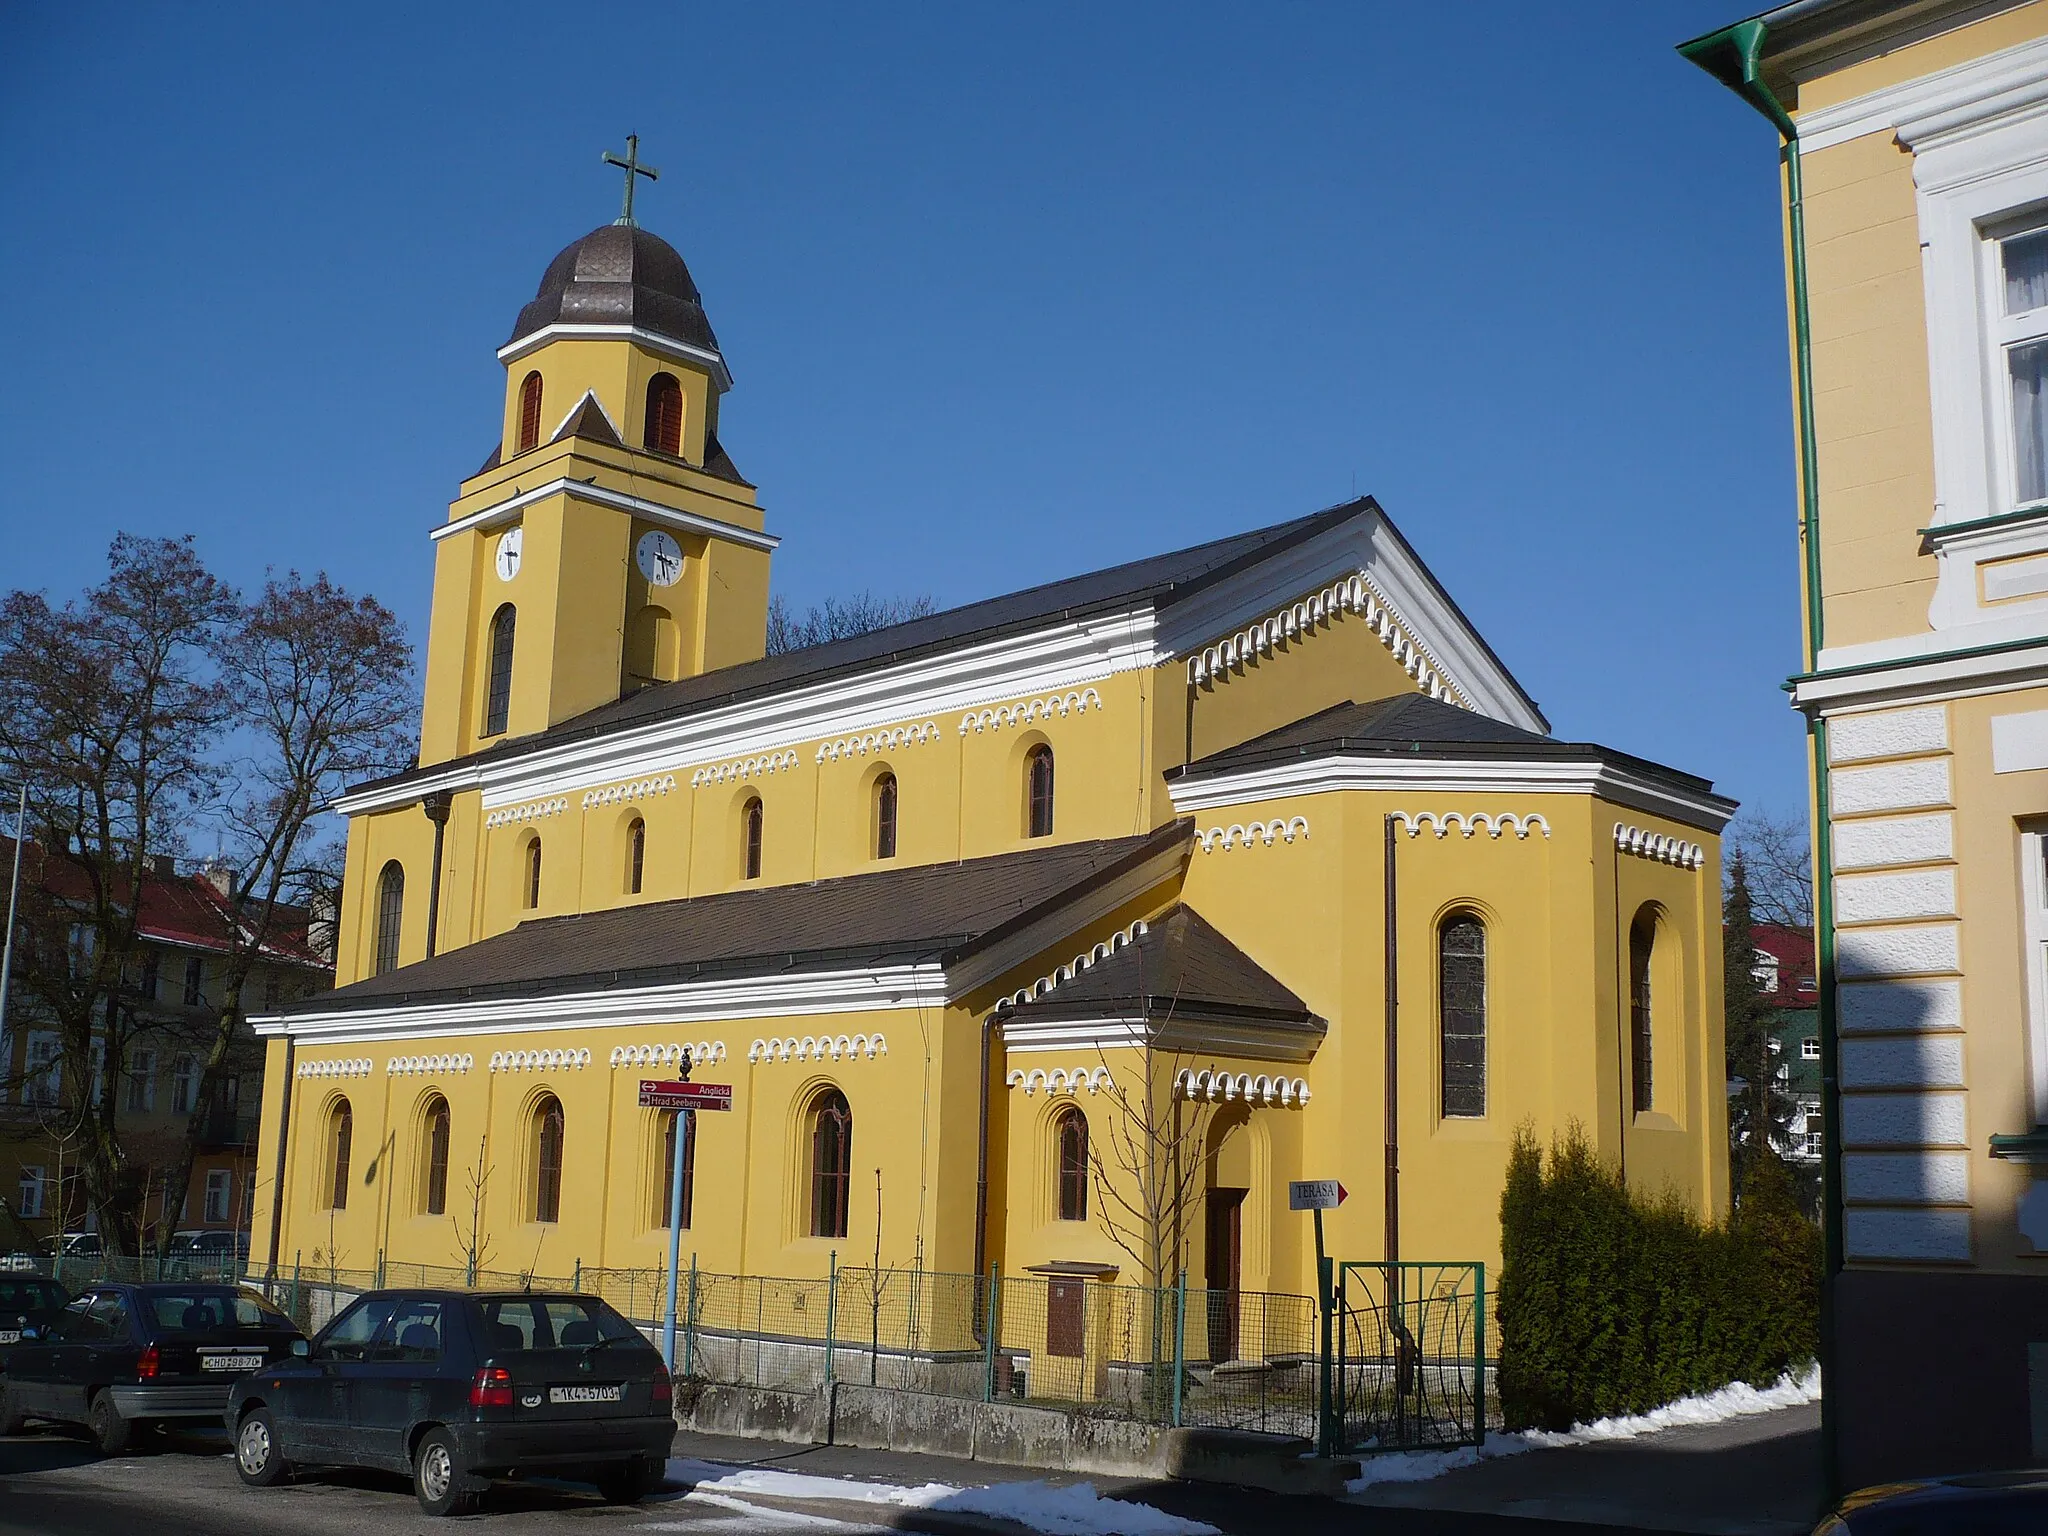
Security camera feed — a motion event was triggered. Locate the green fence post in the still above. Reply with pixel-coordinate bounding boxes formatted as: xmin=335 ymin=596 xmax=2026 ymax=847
xmin=376 ymin=1249 xmax=385 ymax=1289
xmin=684 ymin=1254 xmax=699 ymax=1377
xmin=291 ymin=1250 xmax=302 ymax=1323
xmin=982 ymin=1267 xmax=1001 ymax=1403
xmin=824 ymin=1251 xmax=838 ymax=1387
xmin=1172 ymin=1270 xmax=1187 ymax=1428
xmin=573 ymin=1257 xmax=582 ymax=1292
xmin=1473 ymin=1261 xmax=1486 ymax=1449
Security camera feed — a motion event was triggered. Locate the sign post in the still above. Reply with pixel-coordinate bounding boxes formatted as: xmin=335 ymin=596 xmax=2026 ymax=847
xmin=640 ymin=1061 xmax=735 ymax=1369
xmin=1289 ymin=1179 xmax=1347 ymax=1455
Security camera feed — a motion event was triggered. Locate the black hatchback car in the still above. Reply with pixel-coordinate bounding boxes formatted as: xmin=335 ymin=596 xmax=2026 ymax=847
xmin=226 ymin=1290 xmax=674 ymax=1515
xmin=0 ymin=1274 xmax=70 ymax=1374
xmin=0 ymin=1282 xmax=303 ymax=1451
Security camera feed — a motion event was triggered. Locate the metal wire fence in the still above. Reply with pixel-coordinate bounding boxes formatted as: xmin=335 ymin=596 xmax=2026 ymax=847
xmin=1335 ymin=1261 xmax=1487 ymax=1452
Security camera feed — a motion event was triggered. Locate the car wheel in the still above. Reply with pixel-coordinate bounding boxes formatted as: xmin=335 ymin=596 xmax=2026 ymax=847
xmin=234 ymin=1407 xmax=289 ymax=1487
xmin=87 ymin=1392 xmax=132 ymax=1456
xmin=413 ymin=1427 xmax=479 ymax=1517
xmin=595 ymin=1457 xmax=657 ymax=1505
xmin=0 ymin=1383 xmax=29 ymax=1436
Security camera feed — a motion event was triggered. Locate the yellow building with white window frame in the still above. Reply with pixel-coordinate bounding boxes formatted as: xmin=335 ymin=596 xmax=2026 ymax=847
xmin=248 ymin=212 xmax=1733 ymax=1358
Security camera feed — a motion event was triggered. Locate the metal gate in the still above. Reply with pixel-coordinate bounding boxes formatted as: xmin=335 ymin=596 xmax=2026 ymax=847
xmin=1333 ymin=1262 xmax=1485 ymax=1453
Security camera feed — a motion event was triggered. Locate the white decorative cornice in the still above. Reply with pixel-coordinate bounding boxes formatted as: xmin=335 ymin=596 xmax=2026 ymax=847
xmin=958 ymin=688 xmax=1102 ymax=736
xmin=387 ymin=1053 xmax=474 ymax=1076
xmin=816 ymin=722 xmax=940 ymax=763
xmin=1173 ymin=1068 xmax=1310 ymax=1108
xmin=747 ymin=1032 xmax=887 ymax=1064
xmin=484 ymin=797 xmax=568 ymax=831
xmin=297 ymin=1058 xmax=373 ymax=1079
xmin=496 ymin=324 xmax=734 ymax=392
xmin=433 ymin=476 xmax=777 ymax=553
xmin=1187 ymin=569 xmax=1471 ymax=710
xmin=610 ymin=1041 xmax=727 ymax=1070
xmin=1169 ymin=756 xmax=1733 ymax=833
xmin=1792 ymin=32 xmax=2048 ymax=157
xmin=1006 ymin=1065 xmax=1113 ymax=1096
xmin=253 ymin=965 xmax=950 ymax=1046
xmin=1392 ymin=810 xmax=1551 ymax=841
xmin=582 ymin=775 xmax=677 ymax=811
xmin=690 ymin=749 xmax=798 ymax=789
xmin=1614 ymin=822 xmax=1706 ymax=871
xmin=994 ymin=919 xmax=1149 ymax=1013
xmin=489 ymin=1046 xmax=592 ymax=1073
xmin=1196 ymin=817 xmax=1308 ymax=852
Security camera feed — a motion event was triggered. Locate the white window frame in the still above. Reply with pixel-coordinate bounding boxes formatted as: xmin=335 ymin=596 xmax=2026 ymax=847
xmin=202 ymin=1169 xmax=232 ymax=1224
xmin=17 ymin=1165 xmax=46 ymax=1218
xmin=169 ymin=1053 xmax=200 ymax=1116
xmin=1801 ymin=1037 xmax=1822 ymax=1061
xmin=2022 ymin=826 xmax=2048 ymax=1122
xmin=125 ymin=1046 xmax=157 ymax=1113
xmin=23 ymin=1031 xmax=60 ymax=1106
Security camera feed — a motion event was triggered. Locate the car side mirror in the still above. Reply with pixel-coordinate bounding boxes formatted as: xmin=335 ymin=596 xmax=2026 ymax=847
xmin=290 ymin=1339 xmax=310 ymax=1357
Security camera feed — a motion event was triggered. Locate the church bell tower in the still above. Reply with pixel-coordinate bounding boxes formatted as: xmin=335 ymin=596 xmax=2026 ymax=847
xmin=416 ymin=141 xmax=777 ymax=768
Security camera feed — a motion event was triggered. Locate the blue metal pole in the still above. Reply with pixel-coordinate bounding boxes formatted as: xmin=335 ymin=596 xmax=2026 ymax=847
xmin=662 ymin=1109 xmax=690 ymax=1369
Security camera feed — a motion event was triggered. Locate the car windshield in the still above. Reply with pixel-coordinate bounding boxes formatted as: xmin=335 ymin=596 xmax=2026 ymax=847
xmin=0 ymin=1278 xmax=63 ymax=1312
xmin=143 ymin=1289 xmax=290 ymax=1332
xmin=476 ymin=1297 xmax=641 ymax=1352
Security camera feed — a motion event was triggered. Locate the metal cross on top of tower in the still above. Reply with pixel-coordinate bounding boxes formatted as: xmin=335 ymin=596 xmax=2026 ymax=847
xmin=603 ymin=134 xmax=660 ymax=228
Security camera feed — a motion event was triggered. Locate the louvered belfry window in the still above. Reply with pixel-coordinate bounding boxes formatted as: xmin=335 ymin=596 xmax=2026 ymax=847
xmin=645 ymin=372 xmax=683 ymax=456
xmin=517 ymin=371 xmax=544 ymax=453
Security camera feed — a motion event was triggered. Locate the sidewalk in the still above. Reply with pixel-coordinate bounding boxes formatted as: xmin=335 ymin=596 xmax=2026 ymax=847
xmin=1347 ymin=1403 xmax=1825 ymax=1536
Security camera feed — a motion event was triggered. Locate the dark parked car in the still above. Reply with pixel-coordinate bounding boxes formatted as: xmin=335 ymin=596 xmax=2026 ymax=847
xmin=225 ymin=1290 xmax=674 ymax=1516
xmin=0 ymin=1275 xmax=70 ymax=1374
xmin=1816 ymin=1471 xmax=2048 ymax=1533
xmin=0 ymin=1282 xmax=303 ymax=1451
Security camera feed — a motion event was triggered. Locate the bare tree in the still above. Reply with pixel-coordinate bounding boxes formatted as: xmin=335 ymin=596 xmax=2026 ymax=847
xmin=765 ymin=592 xmax=936 ymax=656
xmin=1724 ymin=809 xmax=1814 ymax=931
xmin=0 ymin=535 xmax=233 ymax=1249
xmin=454 ymin=1136 xmax=495 ymax=1284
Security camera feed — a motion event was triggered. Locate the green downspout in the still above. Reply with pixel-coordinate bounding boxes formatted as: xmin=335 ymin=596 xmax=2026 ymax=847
xmin=1679 ymin=16 xmax=1842 ymax=1502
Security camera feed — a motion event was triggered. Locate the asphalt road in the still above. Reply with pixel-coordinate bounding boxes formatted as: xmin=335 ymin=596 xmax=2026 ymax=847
xmin=0 ymin=1423 xmax=1663 ymax=1536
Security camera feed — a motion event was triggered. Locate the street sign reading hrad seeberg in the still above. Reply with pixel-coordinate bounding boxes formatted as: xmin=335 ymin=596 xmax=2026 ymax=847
xmin=1288 ymin=1179 xmax=1347 ymax=1211
xmin=638 ymin=1080 xmax=733 ymax=1111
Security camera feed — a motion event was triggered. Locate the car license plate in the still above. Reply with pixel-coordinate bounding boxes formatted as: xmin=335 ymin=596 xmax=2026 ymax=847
xmin=202 ymin=1353 xmax=263 ymax=1372
xmin=0 ymin=1330 xmax=19 ymax=1344
xmin=548 ymin=1384 xmax=622 ymax=1404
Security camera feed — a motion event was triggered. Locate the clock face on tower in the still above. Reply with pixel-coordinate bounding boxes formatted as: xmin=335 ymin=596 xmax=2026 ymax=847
xmin=495 ymin=527 xmax=522 ymax=582
xmin=636 ymin=530 xmax=684 ymax=588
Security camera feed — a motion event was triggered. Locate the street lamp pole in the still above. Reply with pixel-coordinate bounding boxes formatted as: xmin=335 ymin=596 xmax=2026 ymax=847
xmin=0 ymin=779 xmax=28 ymax=1046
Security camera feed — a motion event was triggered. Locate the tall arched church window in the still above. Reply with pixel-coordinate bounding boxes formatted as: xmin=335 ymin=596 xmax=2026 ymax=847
xmin=533 ymin=1094 xmax=565 ymax=1223
xmin=874 ymin=773 xmax=898 ymax=860
xmin=523 ymin=836 xmax=543 ymax=910
xmin=1055 ymin=1107 xmax=1088 ymax=1221
xmin=810 ymin=1089 xmax=852 ymax=1238
xmin=422 ymin=1096 xmax=451 ymax=1216
xmin=742 ymin=796 xmax=763 ymax=881
xmin=1629 ymin=909 xmax=1657 ymax=1114
xmin=658 ymin=1111 xmax=696 ymax=1229
xmin=1026 ymin=744 xmax=1055 ymax=839
xmin=484 ymin=604 xmax=516 ymax=737
xmin=644 ymin=372 xmax=683 ymax=456
xmin=517 ymin=371 xmax=544 ymax=454
xmin=1439 ymin=915 xmax=1487 ymax=1119
xmin=327 ymin=1099 xmax=353 ymax=1211
xmin=626 ymin=817 xmax=646 ymax=895
xmin=374 ymin=862 xmax=404 ymax=977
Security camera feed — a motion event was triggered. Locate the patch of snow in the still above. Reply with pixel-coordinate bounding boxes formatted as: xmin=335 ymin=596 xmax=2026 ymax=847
xmin=1345 ymin=1365 xmax=1822 ymax=1493
xmin=667 ymin=1459 xmax=1219 ymax=1536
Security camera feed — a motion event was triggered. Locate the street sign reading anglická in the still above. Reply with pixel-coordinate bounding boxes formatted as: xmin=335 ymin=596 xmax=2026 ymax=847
xmin=1289 ymin=1179 xmax=1347 ymax=1211
xmin=638 ymin=1080 xmax=733 ymax=1112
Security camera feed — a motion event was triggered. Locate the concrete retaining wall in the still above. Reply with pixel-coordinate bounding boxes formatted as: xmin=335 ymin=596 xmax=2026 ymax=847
xmin=675 ymin=1378 xmax=1358 ymax=1495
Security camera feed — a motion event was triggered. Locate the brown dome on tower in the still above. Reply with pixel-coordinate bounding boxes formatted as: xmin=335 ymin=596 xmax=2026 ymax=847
xmin=506 ymin=224 xmax=722 ymax=359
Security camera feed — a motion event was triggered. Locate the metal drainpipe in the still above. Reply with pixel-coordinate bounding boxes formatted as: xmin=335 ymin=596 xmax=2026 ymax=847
xmin=1681 ymin=17 xmax=1841 ymax=1500
xmin=422 ymin=791 xmax=453 ymax=958
xmin=973 ymin=1011 xmax=998 ymax=1303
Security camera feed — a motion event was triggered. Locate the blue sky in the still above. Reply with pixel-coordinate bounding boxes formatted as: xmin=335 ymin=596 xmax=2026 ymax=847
xmin=0 ymin=2 xmax=1806 ymax=817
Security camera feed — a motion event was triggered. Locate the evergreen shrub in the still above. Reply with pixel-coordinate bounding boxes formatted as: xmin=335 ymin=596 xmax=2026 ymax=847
xmin=1496 ymin=1123 xmax=1818 ymax=1432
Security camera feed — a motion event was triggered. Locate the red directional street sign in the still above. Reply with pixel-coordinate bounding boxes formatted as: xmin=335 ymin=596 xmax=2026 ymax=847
xmin=638 ymin=1080 xmax=733 ymax=1112
xmin=1289 ymin=1179 xmax=1347 ymax=1211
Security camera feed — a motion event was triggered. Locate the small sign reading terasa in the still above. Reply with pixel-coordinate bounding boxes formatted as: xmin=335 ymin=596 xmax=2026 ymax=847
xmin=1288 ymin=1179 xmax=1347 ymax=1211
xmin=638 ymin=1080 xmax=733 ymax=1112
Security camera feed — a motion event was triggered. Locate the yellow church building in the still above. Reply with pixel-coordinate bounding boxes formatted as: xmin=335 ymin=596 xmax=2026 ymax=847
xmin=248 ymin=210 xmax=1733 ymax=1326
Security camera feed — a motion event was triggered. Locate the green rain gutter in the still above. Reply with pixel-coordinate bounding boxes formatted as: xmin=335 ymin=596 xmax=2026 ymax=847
xmin=1678 ymin=13 xmax=1843 ymax=1502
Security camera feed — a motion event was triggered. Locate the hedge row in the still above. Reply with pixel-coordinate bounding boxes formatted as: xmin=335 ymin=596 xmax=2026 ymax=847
xmin=1496 ymin=1124 xmax=1819 ymax=1432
